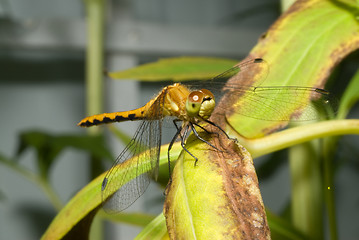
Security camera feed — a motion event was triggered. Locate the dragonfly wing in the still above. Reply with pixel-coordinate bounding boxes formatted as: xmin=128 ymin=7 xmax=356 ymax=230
xmin=186 ymin=58 xmax=334 ymax=121
xmin=101 ymin=118 xmax=162 ymax=213
xmin=188 ymin=58 xmax=269 ymax=100
xmin=215 ymin=58 xmax=268 ymax=86
xmin=224 ymin=86 xmax=335 ymax=121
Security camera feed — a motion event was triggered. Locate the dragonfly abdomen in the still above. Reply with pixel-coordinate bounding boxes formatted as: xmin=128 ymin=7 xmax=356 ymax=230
xmin=78 ymin=108 xmax=146 ymax=127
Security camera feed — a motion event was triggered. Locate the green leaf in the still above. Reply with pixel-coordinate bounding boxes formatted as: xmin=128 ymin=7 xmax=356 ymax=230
xmin=41 ymin=141 xmax=182 ymax=239
xmin=337 ymin=67 xmax=359 ymax=119
xmin=41 ymin=166 xmax=103 ymax=240
xmin=221 ymin=0 xmax=359 ymax=138
xmin=101 ymin=212 xmax=155 ymax=227
xmin=109 ymin=57 xmax=238 ymax=82
xmin=135 ymin=213 xmax=169 ymax=240
xmin=17 ymin=131 xmax=61 ymax=178
xmin=164 ymin=132 xmax=270 ymax=239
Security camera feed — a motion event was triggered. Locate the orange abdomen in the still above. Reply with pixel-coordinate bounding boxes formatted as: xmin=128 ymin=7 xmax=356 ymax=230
xmin=78 ymin=107 xmax=147 ymax=127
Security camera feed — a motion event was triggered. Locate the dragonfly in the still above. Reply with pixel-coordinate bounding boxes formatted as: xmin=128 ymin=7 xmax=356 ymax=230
xmin=78 ymin=58 xmax=333 ymax=213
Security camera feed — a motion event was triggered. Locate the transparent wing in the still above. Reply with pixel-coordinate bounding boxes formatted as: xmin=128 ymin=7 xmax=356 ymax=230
xmin=101 ymin=106 xmax=163 ymax=213
xmin=188 ymin=58 xmax=269 ymax=94
xmin=224 ymin=86 xmax=336 ymax=121
xmin=212 ymin=58 xmax=269 ymax=87
xmin=195 ymin=58 xmax=336 ymax=121
xmin=101 ymin=119 xmax=162 ymax=213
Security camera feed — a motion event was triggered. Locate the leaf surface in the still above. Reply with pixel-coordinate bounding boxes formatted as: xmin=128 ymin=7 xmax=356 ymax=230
xmin=135 ymin=213 xmax=169 ymax=240
xmin=337 ymin=67 xmax=359 ymax=119
xmin=164 ymin=131 xmax=270 ymax=239
xmin=109 ymin=57 xmax=238 ymax=81
xmin=219 ymin=0 xmax=359 ymax=138
xmin=41 ymin=142 xmax=182 ymax=239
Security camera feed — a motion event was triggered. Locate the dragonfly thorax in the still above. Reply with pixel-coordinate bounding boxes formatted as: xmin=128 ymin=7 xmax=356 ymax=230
xmin=185 ymin=89 xmax=215 ymax=120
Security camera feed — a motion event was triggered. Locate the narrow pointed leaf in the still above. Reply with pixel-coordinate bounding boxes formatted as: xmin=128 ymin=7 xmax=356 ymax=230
xmin=337 ymin=67 xmax=359 ymax=119
xmin=135 ymin=213 xmax=169 ymax=240
xmin=109 ymin=57 xmax=238 ymax=82
xmin=102 ymin=212 xmax=155 ymax=227
xmin=41 ymin=170 xmax=102 ymax=240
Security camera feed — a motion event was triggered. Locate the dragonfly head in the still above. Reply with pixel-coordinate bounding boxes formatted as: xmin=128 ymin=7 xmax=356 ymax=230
xmin=186 ymin=89 xmax=215 ymax=120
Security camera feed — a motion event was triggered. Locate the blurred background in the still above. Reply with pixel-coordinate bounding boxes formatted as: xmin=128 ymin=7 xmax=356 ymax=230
xmin=0 ymin=0 xmax=358 ymax=239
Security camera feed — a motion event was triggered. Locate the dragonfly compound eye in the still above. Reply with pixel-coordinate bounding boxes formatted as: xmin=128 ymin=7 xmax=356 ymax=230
xmin=186 ymin=91 xmax=204 ymax=117
xmin=186 ymin=89 xmax=215 ymax=120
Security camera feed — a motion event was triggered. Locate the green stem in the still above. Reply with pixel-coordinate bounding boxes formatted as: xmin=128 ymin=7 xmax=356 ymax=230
xmin=323 ymin=137 xmax=338 ymax=240
xmin=84 ymin=0 xmax=105 ymax=177
xmin=40 ymin=180 xmax=64 ymax=211
xmin=233 ymin=119 xmax=359 ymax=158
xmin=84 ymin=1 xmax=105 ymax=239
xmin=289 ymin=139 xmax=323 ymax=239
xmin=230 ymin=119 xmax=354 ymax=238
xmin=85 ymin=0 xmax=105 ymax=135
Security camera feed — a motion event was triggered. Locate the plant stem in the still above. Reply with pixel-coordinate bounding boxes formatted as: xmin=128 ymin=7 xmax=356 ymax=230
xmin=40 ymin=180 xmax=64 ymax=211
xmin=0 ymin=155 xmax=63 ymax=211
xmin=234 ymin=119 xmax=359 ymax=158
xmin=84 ymin=0 xmax=105 ymax=178
xmin=289 ymin=139 xmax=323 ymax=239
xmin=323 ymin=137 xmax=338 ymax=240
xmin=84 ymin=1 xmax=105 ymax=239
xmin=85 ymin=0 xmax=105 ymax=135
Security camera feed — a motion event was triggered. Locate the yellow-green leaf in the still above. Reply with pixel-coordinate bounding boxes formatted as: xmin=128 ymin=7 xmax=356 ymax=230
xmin=164 ymin=132 xmax=270 ymax=239
xmin=135 ymin=213 xmax=170 ymax=240
xmin=220 ymin=0 xmax=359 ymax=138
xmin=41 ymin=142 xmax=182 ymax=239
xmin=101 ymin=212 xmax=155 ymax=227
xmin=109 ymin=57 xmax=238 ymax=81
xmin=41 ymin=173 xmax=102 ymax=240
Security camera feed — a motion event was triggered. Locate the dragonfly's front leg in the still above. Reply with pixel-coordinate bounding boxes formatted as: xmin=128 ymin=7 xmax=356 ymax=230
xmin=204 ymin=119 xmax=237 ymax=142
xmin=190 ymin=122 xmax=221 ymax=152
xmin=192 ymin=122 xmax=220 ymax=139
xmin=170 ymin=120 xmax=200 ymax=166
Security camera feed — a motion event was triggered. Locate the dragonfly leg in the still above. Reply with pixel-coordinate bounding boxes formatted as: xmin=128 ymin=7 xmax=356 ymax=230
xmin=193 ymin=122 xmax=220 ymax=139
xmin=204 ymin=119 xmax=238 ymax=143
xmin=181 ymin=124 xmax=199 ymax=166
xmin=171 ymin=120 xmax=212 ymax=167
xmin=190 ymin=122 xmax=221 ymax=153
xmin=168 ymin=119 xmax=183 ymax=183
